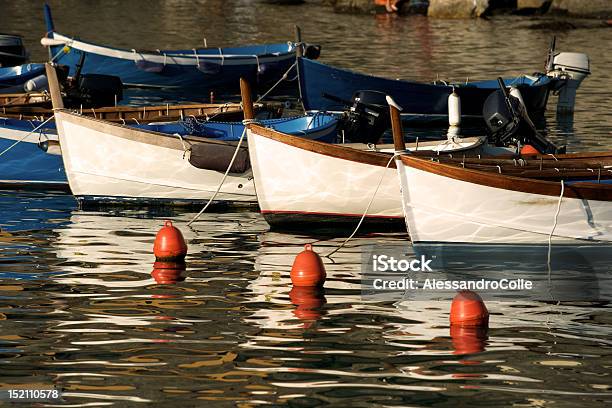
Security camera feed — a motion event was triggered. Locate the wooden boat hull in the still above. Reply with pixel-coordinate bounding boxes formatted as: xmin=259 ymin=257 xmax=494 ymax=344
xmin=247 ymin=124 xmax=497 ymax=229
xmin=54 ymin=111 xmax=256 ymax=205
xmin=298 ymin=58 xmax=553 ymax=122
xmin=397 ymin=155 xmax=612 ymax=244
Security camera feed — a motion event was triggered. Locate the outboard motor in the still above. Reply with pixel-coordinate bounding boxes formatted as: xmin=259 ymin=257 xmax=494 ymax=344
xmin=303 ymin=44 xmax=321 ymax=60
xmin=483 ymin=78 xmax=564 ymax=154
xmin=340 ymin=90 xmax=391 ymax=144
xmin=545 ymin=37 xmax=591 ymax=114
xmin=62 ymin=53 xmax=124 ymax=107
xmin=71 ymin=74 xmax=123 ymax=107
xmin=0 ymin=34 xmax=28 ymax=67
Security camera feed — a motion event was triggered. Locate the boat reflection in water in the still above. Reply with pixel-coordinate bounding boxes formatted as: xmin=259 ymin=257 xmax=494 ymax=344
xmin=414 ymin=243 xmax=612 ymax=303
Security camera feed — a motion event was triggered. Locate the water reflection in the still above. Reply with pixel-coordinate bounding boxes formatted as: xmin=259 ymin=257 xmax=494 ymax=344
xmin=0 ymin=201 xmax=609 ymax=404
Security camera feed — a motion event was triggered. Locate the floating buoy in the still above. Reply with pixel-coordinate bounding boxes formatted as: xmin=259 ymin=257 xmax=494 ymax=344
xmin=450 ymin=325 xmax=488 ymax=355
xmin=448 ymin=88 xmax=461 ymax=127
xmin=374 ymin=0 xmax=400 ymax=13
xmin=153 ymin=220 xmax=187 ymax=262
xmin=449 ymin=290 xmax=489 ymax=327
xmin=290 ymin=286 xmax=326 ymax=320
xmin=151 ymin=261 xmax=186 ymax=284
xmin=290 ymin=244 xmax=326 ymax=287
xmin=520 ymin=144 xmax=540 ymax=156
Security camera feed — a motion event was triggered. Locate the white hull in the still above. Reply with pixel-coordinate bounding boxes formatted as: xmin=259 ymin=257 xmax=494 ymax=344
xmin=248 ymin=128 xmax=402 ymax=221
xmin=55 ymin=111 xmax=256 ymax=203
xmin=248 ymin=126 xmax=492 ymax=223
xmin=397 ymin=160 xmax=612 ymax=244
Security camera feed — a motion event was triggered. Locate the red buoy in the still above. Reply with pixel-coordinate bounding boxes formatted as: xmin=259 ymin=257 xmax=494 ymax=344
xmin=290 ymin=244 xmax=326 ymax=287
xmin=520 ymin=144 xmax=540 ymax=156
xmin=450 ymin=290 xmax=489 ymax=327
xmin=151 ymin=261 xmax=186 ymax=284
xmin=153 ymin=220 xmax=187 ymax=262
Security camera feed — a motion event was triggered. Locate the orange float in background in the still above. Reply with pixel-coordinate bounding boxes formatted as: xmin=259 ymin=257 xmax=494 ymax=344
xmin=153 ymin=220 xmax=188 ymax=262
xmin=520 ymin=144 xmax=540 ymax=156
xmin=290 ymin=244 xmax=326 ymax=287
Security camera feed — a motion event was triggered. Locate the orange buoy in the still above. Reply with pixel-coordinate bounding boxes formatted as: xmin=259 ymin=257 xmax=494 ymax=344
xmin=290 ymin=286 xmax=326 ymax=320
xmin=151 ymin=261 xmax=186 ymax=284
xmin=290 ymin=244 xmax=326 ymax=287
xmin=449 ymin=290 xmax=489 ymax=327
xmin=520 ymin=144 xmax=540 ymax=156
xmin=374 ymin=0 xmax=400 ymax=13
xmin=450 ymin=325 xmax=488 ymax=355
xmin=153 ymin=220 xmax=187 ymax=262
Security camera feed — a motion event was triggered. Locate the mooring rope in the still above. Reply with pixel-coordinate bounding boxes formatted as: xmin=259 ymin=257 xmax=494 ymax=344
xmin=547 ymin=180 xmax=565 ymax=273
xmin=0 ymin=115 xmax=55 ymax=159
xmin=255 ymin=61 xmax=297 ymax=103
xmin=186 ymin=118 xmax=259 ymax=226
xmin=327 ymin=153 xmax=399 ymax=258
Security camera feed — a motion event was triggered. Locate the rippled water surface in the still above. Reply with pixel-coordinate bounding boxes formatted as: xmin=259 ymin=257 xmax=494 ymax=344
xmin=1 ymin=1 xmax=612 ymax=406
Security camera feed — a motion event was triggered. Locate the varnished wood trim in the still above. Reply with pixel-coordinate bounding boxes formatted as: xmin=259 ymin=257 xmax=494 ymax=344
xmin=250 ymin=124 xmax=396 ymax=167
xmin=55 ymin=110 xmax=236 ymax=151
xmin=400 ymin=155 xmax=612 ymax=201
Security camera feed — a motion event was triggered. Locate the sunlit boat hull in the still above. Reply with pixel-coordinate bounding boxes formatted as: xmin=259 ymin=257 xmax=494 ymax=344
xmin=54 ymin=111 xmax=256 ymax=205
xmin=397 ymin=155 xmax=612 ymax=244
xmin=247 ymin=124 xmax=499 ymax=228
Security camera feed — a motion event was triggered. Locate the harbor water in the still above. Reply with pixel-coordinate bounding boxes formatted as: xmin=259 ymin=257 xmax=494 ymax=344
xmin=1 ymin=1 xmax=611 ymax=406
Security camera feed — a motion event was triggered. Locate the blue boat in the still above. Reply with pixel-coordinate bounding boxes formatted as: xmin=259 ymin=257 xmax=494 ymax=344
xmin=0 ymin=113 xmax=338 ymax=186
xmin=134 ymin=112 xmax=338 ymax=143
xmin=0 ymin=117 xmax=65 ymax=188
xmin=0 ymin=63 xmax=45 ymax=90
xmin=42 ymin=4 xmax=305 ymax=95
xmin=297 ymin=57 xmax=555 ymax=123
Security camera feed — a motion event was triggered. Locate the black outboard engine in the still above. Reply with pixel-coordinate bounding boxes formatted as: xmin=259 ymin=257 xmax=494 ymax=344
xmin=483 ymin=78 xmax=564 ymax=154
xmin=73 ymin=74 xmax=123 ymax=106
xmin=62 ymin=53 xmax=124 ymax=107
xmin=303 ymin=44 xmax=321 ymax=60
xmin=0 ymin=34 xmax=28 ymax=67
xmin=340 ymin=90 xmax=391 ymax=144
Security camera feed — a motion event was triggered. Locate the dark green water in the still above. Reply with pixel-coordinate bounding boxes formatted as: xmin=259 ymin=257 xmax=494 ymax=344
xmin=0 ymin=1 xmax=611 ymax=406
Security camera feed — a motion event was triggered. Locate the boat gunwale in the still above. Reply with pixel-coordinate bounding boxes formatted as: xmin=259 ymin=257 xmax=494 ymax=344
xmin=249 ymin=123 xmax=396 ymax=168
xmin=249 ymin=123 xmax=489 ymax=168
xmin=400 ymin=154 xmax=612 ymax=201
xmin=55 ymin=109 xmax=238 ymax=151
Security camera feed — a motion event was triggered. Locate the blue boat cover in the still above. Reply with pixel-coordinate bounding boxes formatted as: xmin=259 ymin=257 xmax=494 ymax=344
xmin=0 ymin=64 xmax=46 ymax=87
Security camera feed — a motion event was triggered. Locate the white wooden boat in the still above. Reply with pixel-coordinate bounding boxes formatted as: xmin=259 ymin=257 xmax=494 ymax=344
xmin=54 ymin=110 xmax=257 ymax=206
xmin=247 ymin=124 xmax=506 ymax=228
xmin=395 ymin=153 xmax=612 ymax=244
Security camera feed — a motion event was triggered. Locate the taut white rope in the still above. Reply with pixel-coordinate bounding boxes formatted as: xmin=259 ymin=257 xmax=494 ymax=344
xmin=0 ymin=115 xmax=56 ymax=158
xmin=186 ymin=118 xmax=258 ymax=226
xmin=327 ymin=153 xmax=399 ymax=258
